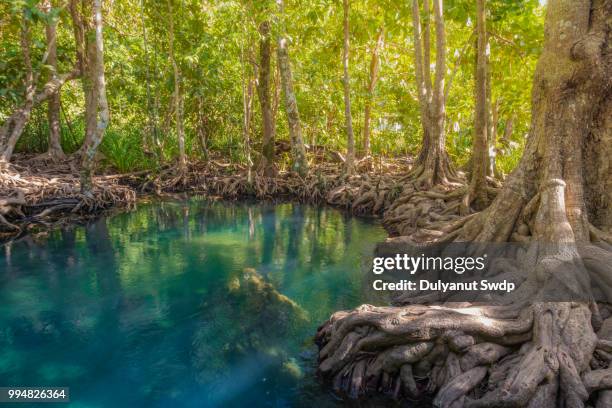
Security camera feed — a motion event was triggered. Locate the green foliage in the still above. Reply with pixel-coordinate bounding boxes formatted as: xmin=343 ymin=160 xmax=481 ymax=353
xmin=1 ymin=0 xmax=545 ymax=175
xmin=100 ymin=127 xmax=156 ymax=173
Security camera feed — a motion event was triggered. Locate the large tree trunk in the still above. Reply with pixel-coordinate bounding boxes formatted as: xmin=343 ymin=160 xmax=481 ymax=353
xmin=316 ymin=1 xmax=612 ymax=407
xmin=256 ymin=21 xmax=276 ymax=177
xmin=409 ymin=0 xmax=456 ymax=188
xmin=362 ymin=27 xmax=384 ymax=158
xmin=276 ymin=0 xmax=308 ymax=177
xmin=79 ymin=0 xmax=109 ymax=194
xmin=342 ymin=0 xmax=355 ymax=175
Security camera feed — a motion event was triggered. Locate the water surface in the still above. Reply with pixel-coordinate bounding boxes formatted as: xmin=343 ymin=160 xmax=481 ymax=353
xmin=0 ymin=199 xmax=386 ymax=407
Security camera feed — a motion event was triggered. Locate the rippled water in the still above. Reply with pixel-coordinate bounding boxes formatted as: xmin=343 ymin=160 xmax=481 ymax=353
xmin=0 ymin=199 xmax=386 ymax=407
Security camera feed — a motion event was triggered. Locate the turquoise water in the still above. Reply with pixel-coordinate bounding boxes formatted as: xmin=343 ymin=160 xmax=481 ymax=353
xmin=0 ymin=199 xmax=386 ymax=407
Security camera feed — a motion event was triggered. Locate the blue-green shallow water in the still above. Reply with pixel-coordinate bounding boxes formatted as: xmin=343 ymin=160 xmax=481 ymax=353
xmin=0 ymin=199 xmax=387 ymax=408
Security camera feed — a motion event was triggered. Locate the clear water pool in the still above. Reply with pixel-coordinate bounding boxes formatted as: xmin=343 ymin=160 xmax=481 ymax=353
xmin=0 ymin=199 xmax=386 ymax=407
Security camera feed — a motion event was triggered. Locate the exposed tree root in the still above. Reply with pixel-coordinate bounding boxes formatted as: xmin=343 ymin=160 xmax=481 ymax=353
xmin=316 ymin=274 xmax=612 ymax=407
xmin=1 ymin=153 xmax=500 ymax=245
xmin=316 ymin=176 xmax=612 ymax=407
xmin=0 ymin=160 xmax=135 ymax=237
xmin=2 ymin=154 xmax=410 ymax=239
xmin=129 ymin=156 xmax=409 ymax=216
xmin=381 ymin=182 xmax=500 ymax=244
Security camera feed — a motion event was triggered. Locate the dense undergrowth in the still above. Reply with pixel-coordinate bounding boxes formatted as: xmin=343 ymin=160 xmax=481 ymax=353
xmin=15 ymin=107 xmax=525 ymax=177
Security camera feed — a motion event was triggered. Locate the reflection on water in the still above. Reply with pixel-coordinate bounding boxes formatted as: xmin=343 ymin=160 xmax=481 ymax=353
xmin=0 ymin=199 xmax=386 ymax=407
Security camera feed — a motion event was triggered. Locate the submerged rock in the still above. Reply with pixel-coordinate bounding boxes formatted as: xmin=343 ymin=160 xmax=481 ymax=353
xmin=227 ymin=268 xmax=309 ymax=325
xmin=193 ymin=267 xmax=310 ymax=385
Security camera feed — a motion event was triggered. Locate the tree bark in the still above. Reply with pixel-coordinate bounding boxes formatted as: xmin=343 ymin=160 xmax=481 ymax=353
xmin=316 ymin=1 xmax=612 ymax=406
xmin=74 ymin=0 xmax=97 ymax=158
xmin=256 ymin=21 xmax=276 ymax=177
xmin=488 ymin=98 xmax=500 ymax=178
xmin=276 ymin=0 xmax=308 ymax=177
xmin=0 ymin=13 xmax=34 ymax=163
xmin=411 ymin=0 xmax=431 ymax=155
xmin=196 ymin=96 xmax=208 ymax=160
xmin=140 ymin=0 xmax=159 ymax=158
xmin=167 ymin=0 xmax=186 ymax=171
xmin=465 ymin=0 xmax=490 ymax=211
xmin=501 ymin=114 xmax=515 ymax=147
xmin=242 ymin=45 xmax=256 ymax=184
xmin=342 ymin=0 xmax=355 ymax=175
xmin=429 ymin=0 xmax=449 ymax=174
xmin=79 ymin=0 xmax=109 ymax=194
xmin=43 ymin=0 xmax=65 ymax=159
xmin=0 ymin=4 xmax=80 ymax=163
xmin=410 ymin=0 xmax=455 ymax=188
xmin=363 ymin=27 xmax=384 ymax=158
xmin=422 ymin=0 xmax=433 ymax=102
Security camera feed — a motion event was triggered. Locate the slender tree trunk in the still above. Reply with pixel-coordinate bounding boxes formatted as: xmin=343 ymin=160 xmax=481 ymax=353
xmin=80 ymin=0 xmax=109 ymax=194
xmin=243 ymin=76 xmax=255 ymax=184
xmin=74 ymin=0 xmax=100 ymax=158
xmin=485 ymin=33 xmax=497 ymax=178
xmin=410 ymin=0 xmax=454 ymax=187
xmin=342 ymin=0 xmax=355 ymax=175
xmin=466 ymin=0 xmax=490 ymax=210
xmin=167 ymin=0 xmax=186 ymax=171
xmin=363 ymin=27 xmax=384 ymax=158
xmin=272 ymin=63 xmax=281 ymax=130
xmin=0 ymin=1 xmax=81 ymax=163
xmin=42 ymin=0 xmax=65 ymax=159
xmin=488 ymin=98 xmax=499 ymax=178
xmin=411 ymin=0 xmax=431 ymax=158
xmin=256 ymin=21 xmax=276 ymax=176
xmin=0 ymin=75 xmax=79 ymax=163
xmin=276 ymin=0 xmax=308 ymax=177
xmin=445 ymin=31 xmax=473 ymax=104
xmin=422 ymin=0 xmax=432 ymax=105
xmin=242 ymin=45 xmax=256 ymax=184
xmin=415 ymin=0 xmax=434 ymax=168
xmin=501 ymin=114 xmax=515 ymax=146
xmin=81 ymin=4 xmax=99 ymax=157
xmin=196 ymin=96 xmax=208 ymax=160
xmin=428 ymin=0 xmax=448 ymax=175
xmin=0 ymin=13 xmax=34 ymax=163
xmin=140 ymin=0 xmax=159 ymax=157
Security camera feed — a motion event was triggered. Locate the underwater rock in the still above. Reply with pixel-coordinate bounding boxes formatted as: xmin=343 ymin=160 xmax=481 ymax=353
xmin=193 ymin=268 xmax=310 ymax=384
xmin=227 ymin=268 xmax=309 ymax=325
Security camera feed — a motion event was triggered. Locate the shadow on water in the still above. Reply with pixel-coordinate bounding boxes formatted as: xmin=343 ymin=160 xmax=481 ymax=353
xmin=0 ymin=198 xmax=387 ymax=407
